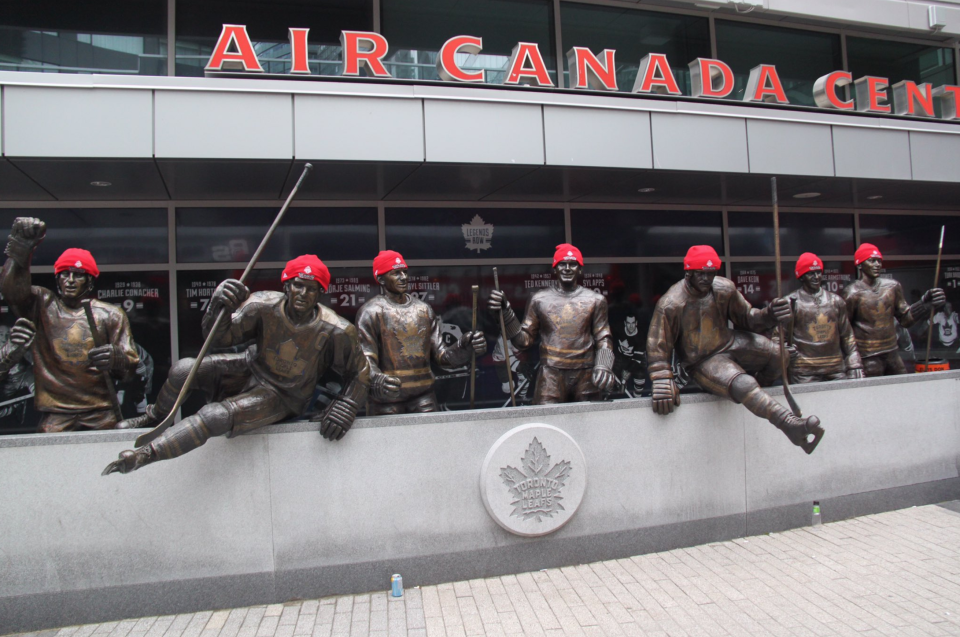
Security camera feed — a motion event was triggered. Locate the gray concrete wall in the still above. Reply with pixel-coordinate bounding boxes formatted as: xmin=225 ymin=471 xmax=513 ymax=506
xmin=3 ymin=72 xmax=960 ymax=183
xmin=1 ymin=372 xmax=959 ymax=634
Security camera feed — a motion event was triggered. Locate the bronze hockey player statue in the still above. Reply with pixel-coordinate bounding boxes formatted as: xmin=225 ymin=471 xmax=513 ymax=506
xmin=0 ymin=318 xmax=36 ymax=383
xmin=357 ymin=250 xmax=486 ymax=415
xmin=487 ymin=244 xmax=615 ymax=404
xmin=103 ymin=255 xmax=370 ymax=475
xmin=647 ymin=245 xmax=823 ymax=454
xmin=1 ymin=218 xmax=139 ymax=432
xmin=786 ymin=252 xmax=864 ymax=383
xmin=843 ymin=243 xmax=945 ymax=377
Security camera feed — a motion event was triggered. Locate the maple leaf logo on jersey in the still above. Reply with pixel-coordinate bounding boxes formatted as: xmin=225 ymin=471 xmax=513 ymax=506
xmin=806 ymin=312 xmax=836 ymax=343
xmin=499 ymin=437 xmax=571 ymax=522
xmin=263 ymin=339 xmax=307 ymax=378
xmin=395 ymin=316 xmax=426 ymax=360
xmin=53 ymin=322 xmax=94 ymax=366
xmin=462 ymin=214 xmax=494 ymax=253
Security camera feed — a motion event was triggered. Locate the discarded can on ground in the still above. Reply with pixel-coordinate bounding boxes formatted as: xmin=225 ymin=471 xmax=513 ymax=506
xmin=391 ymin=574 xmax=403 ymax=597
xmin=812 ymin=501 xmax=822 ymax=526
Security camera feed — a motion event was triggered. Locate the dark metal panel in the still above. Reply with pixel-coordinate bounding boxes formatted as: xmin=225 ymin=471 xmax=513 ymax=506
xmin=9 ymin=158 xmax=168 ymax=201
xmin=0 ymin=159 xmax=55 ymax=201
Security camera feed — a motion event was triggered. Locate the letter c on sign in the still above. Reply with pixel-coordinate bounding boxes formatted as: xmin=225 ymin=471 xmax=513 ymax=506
xmin=437 ymin=35 xmax=484 ymax=83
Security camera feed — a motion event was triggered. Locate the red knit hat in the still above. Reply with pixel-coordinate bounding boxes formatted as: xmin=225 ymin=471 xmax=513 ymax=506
xmin=795 ymin=252 xmax=823 ymax=279
xmin=553 ymin=244 xmax=583 ymax=268
xmin=54 ymin=248 xmax=100 ymax=278
xmin=684 ymin=245 xmax=721 ymax=270
xmin=281 ymin=254 xmax=330 ymax=291
xmin=373 ymin=250 xmax=407 ymax=278
xmin=854 ymin=243 xmax=883 ymax=265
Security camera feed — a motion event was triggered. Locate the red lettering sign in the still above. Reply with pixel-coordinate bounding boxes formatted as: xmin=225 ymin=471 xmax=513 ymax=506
xmin=340 ymin=31 xmax=391 ymax=78
xmin=744 ymin=65 xmax=788 ymax=104
xmin=437 ymin=35 xmax=484 ymax=83
xmin=504 ymin=42 xmax=553 ymax=86
xmin=632 ymin=53 xmax=681 ymax=95
xmin=855 ymin=76 xmax=891 ymax=113
xmin=205 ymin=25 xmax=263 ymax=72
xmin=567 ymin=47 xmax=617 ymax=91
xmin=689 ymin=58 xmax=733 ymax=99
xmin=288 ymin=28 xmax=310 ymax=75
xmin=813 ymin=71 xmax=854 ymax=110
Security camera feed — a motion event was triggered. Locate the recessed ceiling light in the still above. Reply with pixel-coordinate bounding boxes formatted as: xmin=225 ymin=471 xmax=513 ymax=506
xmin=866 ymin=195 xmax=883 ymax=200
xmin=792 ymin=192 xmax=821 ymax=199
xmin=90 ymin=181 xmax=112 ymax=187
xmin=637 ymin=187 xmax=656 ymax=193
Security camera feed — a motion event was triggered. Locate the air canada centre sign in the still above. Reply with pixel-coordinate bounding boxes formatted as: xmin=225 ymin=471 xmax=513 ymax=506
xmin=206 ymin=24 xmax=960 ymax=121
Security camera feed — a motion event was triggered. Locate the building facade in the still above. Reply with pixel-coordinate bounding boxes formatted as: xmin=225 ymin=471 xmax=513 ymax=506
xmin=2 ymin=0 xmax=960 ymax=432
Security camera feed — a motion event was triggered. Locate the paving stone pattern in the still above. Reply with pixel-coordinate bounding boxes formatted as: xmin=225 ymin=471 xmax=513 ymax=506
xmin=11 ymin=504 xmax=960 ymax=637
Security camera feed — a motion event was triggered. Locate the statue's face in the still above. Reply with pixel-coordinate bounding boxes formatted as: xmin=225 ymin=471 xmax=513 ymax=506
xmin=554 ymin=261 xmax=581 ymax=285
xmin=379 ymin=268 xmax=408 ymax=295
xmin=861 ymin=257 xmax=883 ymax=278
xmin=801 ymin=269 xmax=822 ymax=293
xmin=686 ymin=268 xmax=717 ymax=295
xmin=284 ymin=278 xmax=321 ymax=315
xmin=57 ymin=270 xmax=92 ymax=300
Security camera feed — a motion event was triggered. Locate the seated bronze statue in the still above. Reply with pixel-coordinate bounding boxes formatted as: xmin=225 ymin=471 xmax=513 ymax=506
xmin=103 ymin=255 xmax=370 ymax=475
xmin=647 ymin=245 xmax=824 ymax=454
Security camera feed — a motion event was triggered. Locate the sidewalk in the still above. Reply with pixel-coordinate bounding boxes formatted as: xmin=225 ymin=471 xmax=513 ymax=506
xmin=11 ymin=503 xmax=960 ymax=637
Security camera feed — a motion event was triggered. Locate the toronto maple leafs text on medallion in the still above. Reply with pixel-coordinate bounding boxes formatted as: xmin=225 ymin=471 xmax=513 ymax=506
xmin=498 ymin=437 xmax=572 ymax=522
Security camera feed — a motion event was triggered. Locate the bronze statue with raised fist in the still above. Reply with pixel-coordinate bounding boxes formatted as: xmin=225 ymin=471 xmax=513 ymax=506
xmin=0 ymin=217 xmax=139 ymax=432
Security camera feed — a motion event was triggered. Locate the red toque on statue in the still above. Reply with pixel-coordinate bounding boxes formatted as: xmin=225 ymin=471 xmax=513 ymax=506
xmin=684 ymin=245 xmax=721 ymax=271
xmin=281 ymin=254 xmax=330 ymax=291
xmin=54 ymin=248 xmax=100 ymax=278
xmin=854 ymin=243 xmax=883 ymax=265
xmin=552 ymin=243 xmax=583 ymax=268
xmin=795 ymin=252 xmax=823 ymax=279
xmin=372 ymin=250 xmax=407 ymax=278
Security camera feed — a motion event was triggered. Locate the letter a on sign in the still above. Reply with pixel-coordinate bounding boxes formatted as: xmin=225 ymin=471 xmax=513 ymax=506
xmin=743 ymin=64 xmax=789 ymax=104
xmin=206 ymin=25 xmax=264 ymax=72
xmin=632 ymin=54 xmax=681 ymax=95
xmin=504 ymin=43 xmax=554 ymax=87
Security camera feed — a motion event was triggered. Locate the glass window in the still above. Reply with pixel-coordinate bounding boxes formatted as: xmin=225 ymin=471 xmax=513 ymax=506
xmin=0 ymin=0 xmax=167 ymax=75
xmin=0 ymin=270 xmax=171 ymax=435
xmin=571 ymin=209 xmax=722 ymax=258
xmin=727 ymin=212 xmax=855 ymax=257
xmin=381 ymin=0 xmax=555 ymax=84
xmin=385 ymin=208 xmax=564 ymax=260
xmin=858 ymin=214 xmax=960 ymax=256
xmin=175 ymin=0 xmax=372 ymax=77
xmin=715 ymin=21 xmax=842 ymax=107
xmin=0 ymin=209 xmax=168 ymax=265
xmin=176 ymin=207 xmax=378 ymax=263
xmin=560 ymin=3 xmax=710 ymax=94
xmin=847 ymin=37 xmax=955 ymax=91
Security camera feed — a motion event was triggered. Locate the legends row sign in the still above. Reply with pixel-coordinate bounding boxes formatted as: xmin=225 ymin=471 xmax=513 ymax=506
xmin=206 ymin=25 xmax=960 ymax=121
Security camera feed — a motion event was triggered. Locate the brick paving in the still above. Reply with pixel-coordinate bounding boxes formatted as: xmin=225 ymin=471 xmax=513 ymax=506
xmin=11 ymin=503 xmax=960 ymax=637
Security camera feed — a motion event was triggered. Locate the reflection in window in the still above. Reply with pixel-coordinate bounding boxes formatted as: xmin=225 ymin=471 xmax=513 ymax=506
xmin=727 ymin=212 xmax=855 ymax=257
xmin=385 ymin=208 xmax=564 ymax=260
xmin=715 ymin=21 xmax=841 ymax=107
xmin=847 ymin=37 xmax=955 ymax=90
xmin=176 ymin=207 xmax=378 ymax=263
xmin=0 ymin=0 xmax=167 ymax=75
xmin=381 ymin=0 xmax=555 ymax=84
xmin=859 ymin=214 xmax=960 ymax=256
xmin=0 ymin=209 xmax=168 ymax=265
xmin=560 ymin=3 xmax=710 ymax=94
xmin=175 ymin=0 xmax=372 ymax=76
xmin=571 ymin=209 xmax=722 ymax=258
